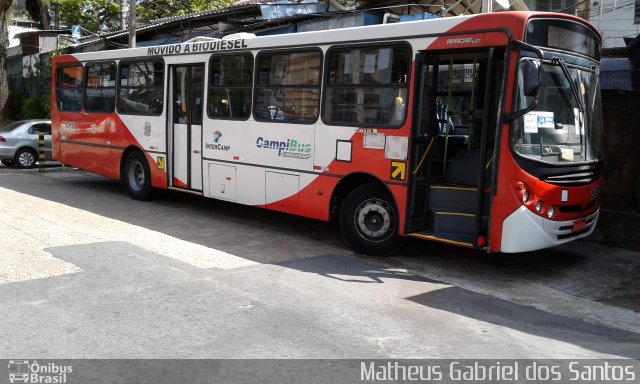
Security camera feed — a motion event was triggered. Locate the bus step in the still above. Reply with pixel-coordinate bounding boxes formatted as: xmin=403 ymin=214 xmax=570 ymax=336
xmin=431 ymin=210 xmax=477 ymax=236
xmin=407 ymin=232 xmax=475 ymax=248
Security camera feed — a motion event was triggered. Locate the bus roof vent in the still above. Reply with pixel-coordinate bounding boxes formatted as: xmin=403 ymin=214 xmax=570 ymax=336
xmin=222 ymin=32 xmax=257 ymax=40
xmin=184 ymin=36 xmax=221 ymax=43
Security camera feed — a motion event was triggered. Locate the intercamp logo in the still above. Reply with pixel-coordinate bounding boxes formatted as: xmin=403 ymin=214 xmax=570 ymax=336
xmin=8 ymin=360 xmax=73 ymax=383
xmin=206 ymin=130 xmax=230 ymax=151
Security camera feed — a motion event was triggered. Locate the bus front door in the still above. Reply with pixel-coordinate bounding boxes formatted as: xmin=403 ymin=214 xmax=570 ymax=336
xmin=170 ymin=64 xmax=205 ymax=191
xmin=407 ymin=48 xmax=504 ymax=248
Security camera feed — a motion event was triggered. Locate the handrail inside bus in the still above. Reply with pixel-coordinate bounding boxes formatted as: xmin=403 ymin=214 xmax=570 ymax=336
xmin=412 ymin=137 xmax=436 ymax=176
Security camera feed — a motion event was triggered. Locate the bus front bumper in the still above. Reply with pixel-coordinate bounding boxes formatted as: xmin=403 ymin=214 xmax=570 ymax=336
xmin=500 ymin=206 xmax=599 ymax=253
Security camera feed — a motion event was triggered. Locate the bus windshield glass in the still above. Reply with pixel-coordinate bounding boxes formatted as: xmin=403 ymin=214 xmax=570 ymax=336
xmin=511 ymin=58 xmax=603 ymax=164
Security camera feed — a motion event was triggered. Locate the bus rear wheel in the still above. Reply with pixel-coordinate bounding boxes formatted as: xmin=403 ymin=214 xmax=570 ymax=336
xmin=340 ymin=183 xmax=404 ymax=255
xmin=123 ymin=151 xmax=153 ymax=200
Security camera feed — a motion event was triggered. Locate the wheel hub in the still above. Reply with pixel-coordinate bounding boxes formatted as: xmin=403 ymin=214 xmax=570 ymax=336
xmin=356 ymin=199 xmax=393 ymax=240
xmin=19 ymin=152 xmax=34 ymax=167
xmin=128 ymin=161 xmax=144 ymax=191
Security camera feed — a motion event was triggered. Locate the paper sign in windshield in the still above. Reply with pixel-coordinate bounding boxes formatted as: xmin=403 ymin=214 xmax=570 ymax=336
xmin=537 ymin=111 xmax=555 ymax=128
xmin=524 ymin=113 xmax=538 ymax=133
xmin=524 ymin=111 xmax=555 ymax=133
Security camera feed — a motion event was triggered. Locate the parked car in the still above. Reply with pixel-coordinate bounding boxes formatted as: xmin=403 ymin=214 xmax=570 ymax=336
xmin=0 ymin=120 xmax=52 ymax=169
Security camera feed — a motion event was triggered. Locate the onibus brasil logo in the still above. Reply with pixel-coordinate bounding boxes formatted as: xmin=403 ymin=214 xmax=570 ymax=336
xmin=8 ymin=360 xmax=73 ymax=383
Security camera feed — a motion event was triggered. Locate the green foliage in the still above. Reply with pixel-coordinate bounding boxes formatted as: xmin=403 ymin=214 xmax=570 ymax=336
xmin=25 ymin=0 xmax=50 ymax=29
xmin=52 ymin=0 xmax=121 ymax=32
xmin=25 ymin=0 xmax=42 ymax=26
xmin=21 ymin=94 xmax=49 ymax=119
xmin=137 ymin=0 xmax=234 ymax=23
xmin=6 ymin=90 xmax=25 ymax=121
xmin=9 ymin=59 xmax=51 ymax=120
xmin=52 ymin=0 xmax=235 ymax=33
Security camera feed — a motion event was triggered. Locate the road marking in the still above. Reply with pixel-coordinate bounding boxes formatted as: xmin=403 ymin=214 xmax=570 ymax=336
xmin=0 ymin=187 xmax=257 ymax=284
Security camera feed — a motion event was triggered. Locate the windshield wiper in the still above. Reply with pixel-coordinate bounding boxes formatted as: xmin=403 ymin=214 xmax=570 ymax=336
xmin=551 ymin=57 xmax=584 ymax=113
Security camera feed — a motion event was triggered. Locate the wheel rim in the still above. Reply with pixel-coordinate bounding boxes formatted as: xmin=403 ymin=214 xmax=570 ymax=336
xmin=354 ymin=198 xmax=396 ymax=242
xmin=127 ymin=160 xmax=145 ymax=192
xmin=18 ymin=152 xmax=34 ymax=167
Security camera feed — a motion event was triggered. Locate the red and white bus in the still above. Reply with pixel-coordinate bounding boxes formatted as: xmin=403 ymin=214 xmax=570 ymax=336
xmin=51 ymin=11 xmax=603 ymax=255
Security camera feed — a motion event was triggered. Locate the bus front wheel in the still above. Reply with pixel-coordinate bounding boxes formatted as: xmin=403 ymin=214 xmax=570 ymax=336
xmin=340 ymin=184 xmax=404 ymax=255
xmin=123 ymin=151 xmax=153 ymax=200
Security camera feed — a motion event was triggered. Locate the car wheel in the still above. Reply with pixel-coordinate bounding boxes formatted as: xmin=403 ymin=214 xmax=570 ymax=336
xmin=14 ymin=149 xmax=37 ymax=169
xmin=123 ymin=151 xmax=154 ymax=200
xmin=1 ymin=159 xmax=14 ymax=167
xmin=340 ymin=183 xmax=404 ymax=256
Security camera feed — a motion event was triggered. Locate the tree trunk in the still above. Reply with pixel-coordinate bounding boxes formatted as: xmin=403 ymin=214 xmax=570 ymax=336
xmin=0 ymin=0 xmax=13 ymax=123
xmin=35 ymin=0 xmax=49 ymax=30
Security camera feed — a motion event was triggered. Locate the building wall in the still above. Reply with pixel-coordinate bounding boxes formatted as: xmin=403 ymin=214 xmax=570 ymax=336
xmin=589 ymin=0 xmax=640 ymax=47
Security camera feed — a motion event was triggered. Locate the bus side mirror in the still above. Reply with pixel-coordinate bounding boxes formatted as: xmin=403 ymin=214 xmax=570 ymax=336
xmin=505 ymin=41 xmax=544 ymax=123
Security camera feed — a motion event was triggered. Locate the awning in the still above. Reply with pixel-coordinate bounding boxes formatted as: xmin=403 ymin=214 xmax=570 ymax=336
xmin=600 ymin=57 xmax=633 ymax=91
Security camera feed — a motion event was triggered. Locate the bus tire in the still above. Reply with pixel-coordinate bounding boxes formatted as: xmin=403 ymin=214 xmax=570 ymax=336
xmin=123 ymin=151 xmax=153 ymax=200
xmin=340 ymin=183 xmax=404 ymax=256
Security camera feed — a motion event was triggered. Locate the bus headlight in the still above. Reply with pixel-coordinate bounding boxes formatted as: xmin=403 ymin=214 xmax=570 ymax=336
xmin=547 ymin=206 xmax=555 ymax=219
xmin=535 ymin=200 xmax=543 ymax=213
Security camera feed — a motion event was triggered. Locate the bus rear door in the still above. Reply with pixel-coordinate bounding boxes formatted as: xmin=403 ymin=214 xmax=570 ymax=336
xmin=170 ymin=64 xmax=205 ymax=191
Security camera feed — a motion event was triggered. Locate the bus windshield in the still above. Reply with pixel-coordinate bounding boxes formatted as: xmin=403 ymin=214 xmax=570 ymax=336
xmin=511 ymin=59 xmax=603 ymax=164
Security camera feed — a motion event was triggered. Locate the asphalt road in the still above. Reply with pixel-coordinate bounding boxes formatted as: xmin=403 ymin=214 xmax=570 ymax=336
xmin=0 ymin=165 xmax=639 ymax=359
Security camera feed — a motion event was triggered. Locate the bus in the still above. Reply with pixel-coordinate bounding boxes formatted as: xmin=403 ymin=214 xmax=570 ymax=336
xmin=51 ymin=11 xmax=603 ymax=255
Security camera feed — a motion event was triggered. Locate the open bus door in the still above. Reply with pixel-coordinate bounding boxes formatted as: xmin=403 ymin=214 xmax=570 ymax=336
xmin=407 ymin=48 xmax=505 ymax=248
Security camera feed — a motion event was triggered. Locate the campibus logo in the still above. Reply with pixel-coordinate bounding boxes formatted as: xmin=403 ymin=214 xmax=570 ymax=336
xmin=256 ymin=136 xmax=312 ymax=160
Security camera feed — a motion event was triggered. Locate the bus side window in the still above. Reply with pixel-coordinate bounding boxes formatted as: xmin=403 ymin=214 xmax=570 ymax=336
xmin=254 ymin=50 xmax=321 ymax=124
xmin=323 ymin=44 xmax=410 ymax=127
xmin=117 ymin=61 xmax=164 ymax=116
xmin=85 ymin=62 xmax=116 ymax=114
xmin=56 ymin=65 xmax=84 ymax=112
xmin=208 ymin=54 xmax=253 ymax=120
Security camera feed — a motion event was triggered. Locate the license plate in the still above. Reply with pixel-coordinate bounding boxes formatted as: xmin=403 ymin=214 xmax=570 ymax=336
xmin=572 ymin=219 xmax=587 ymax=233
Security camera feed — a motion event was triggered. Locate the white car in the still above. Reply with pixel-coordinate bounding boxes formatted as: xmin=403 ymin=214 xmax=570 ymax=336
xmin=0 ymin=120 xmax=52 ymax=168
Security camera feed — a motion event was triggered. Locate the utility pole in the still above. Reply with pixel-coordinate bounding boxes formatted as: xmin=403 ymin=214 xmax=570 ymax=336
xmin=481 ymin=0 xmax=493 ymax=13
xmin=129 ymin=0 xmax=136 ymax=48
